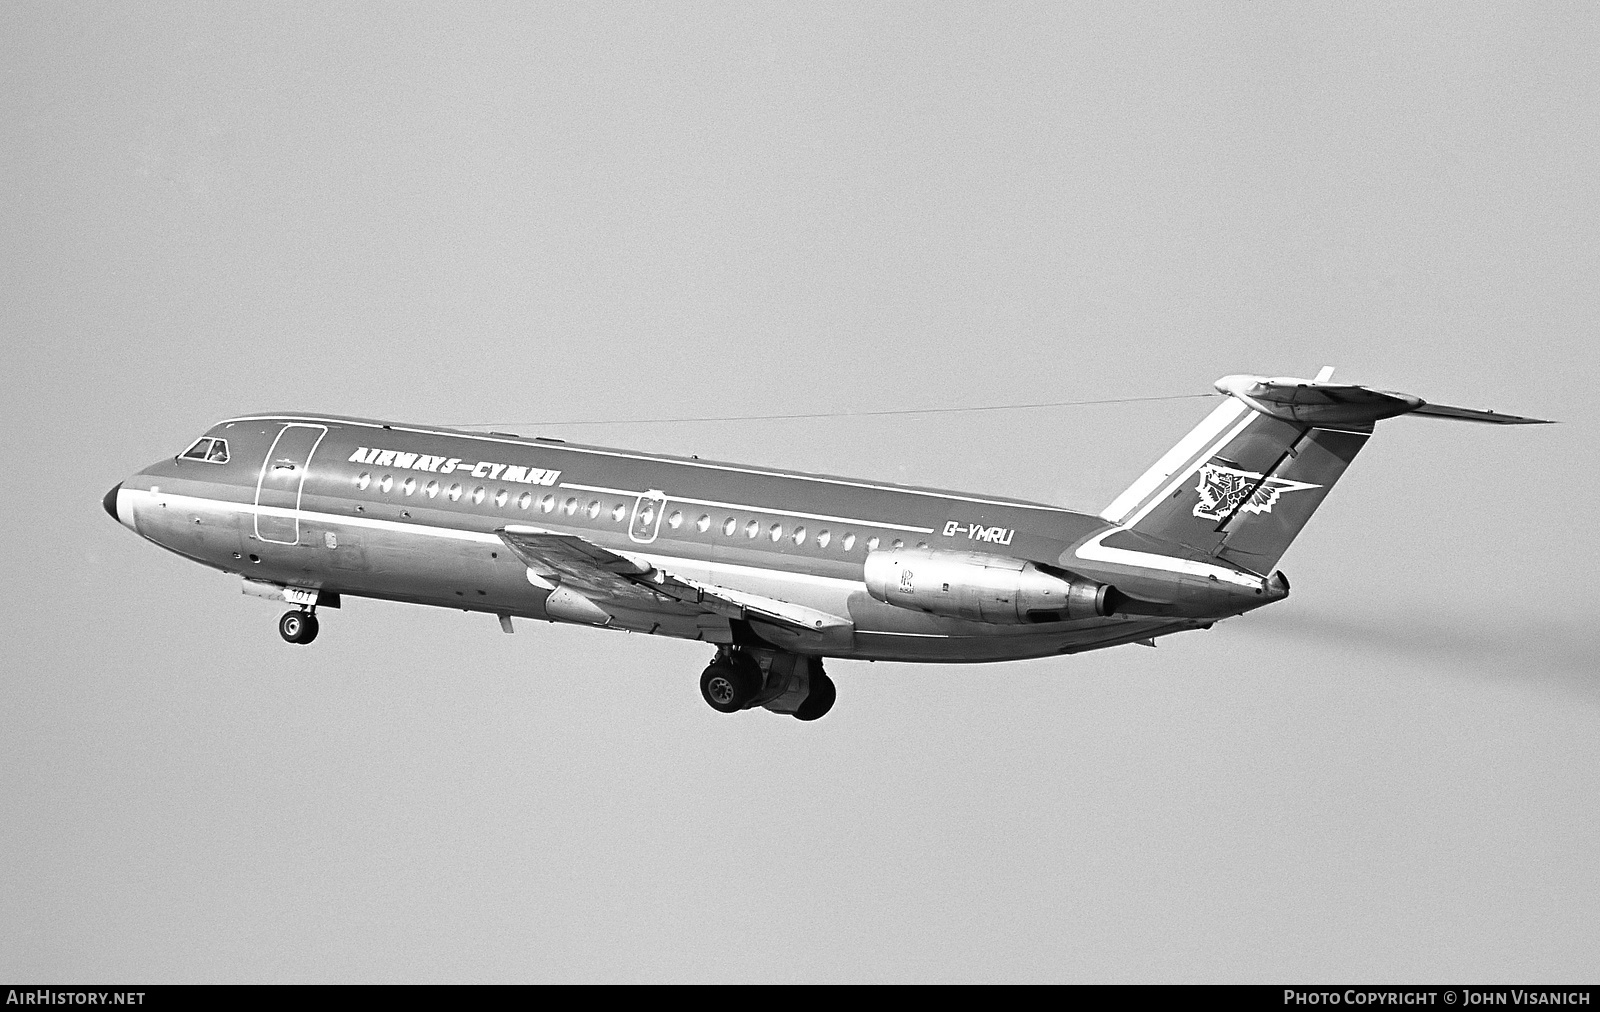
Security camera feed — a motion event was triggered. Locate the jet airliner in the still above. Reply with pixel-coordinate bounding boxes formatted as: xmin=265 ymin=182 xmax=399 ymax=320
xmin=104 ymin=371 xmax=1548 ymax=721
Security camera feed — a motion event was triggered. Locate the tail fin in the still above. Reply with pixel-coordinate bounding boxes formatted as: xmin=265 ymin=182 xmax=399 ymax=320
xmin=1100 ymin=394 xmax=1367 ymax=572
xmin=1100 ymin=370 xmax=1551 ymax=574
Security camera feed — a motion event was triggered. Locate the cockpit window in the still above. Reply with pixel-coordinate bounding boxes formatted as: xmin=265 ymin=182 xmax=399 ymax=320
xmin=180 ymin=438 xmax=229 ymax=463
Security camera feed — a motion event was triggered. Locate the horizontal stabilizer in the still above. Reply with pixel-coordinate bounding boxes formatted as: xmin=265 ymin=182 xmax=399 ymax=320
xmin=1407 ymin=402 xmax=1553 ymax=425
xmin=1215 ymin=372 xmax=1552 ymax=427
xmin=1098 ymin=368 xmax=1551 ymax=574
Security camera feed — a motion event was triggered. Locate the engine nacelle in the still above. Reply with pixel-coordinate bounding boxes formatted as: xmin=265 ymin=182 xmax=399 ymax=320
xmin=863 ymin=549 xmax=1117 ymax=625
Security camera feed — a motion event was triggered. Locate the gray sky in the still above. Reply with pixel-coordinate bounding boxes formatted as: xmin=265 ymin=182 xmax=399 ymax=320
xmin=3 ymin=2 xmax=1596 ymax=982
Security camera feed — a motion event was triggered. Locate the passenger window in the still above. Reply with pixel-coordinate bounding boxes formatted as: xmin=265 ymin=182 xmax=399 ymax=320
xmin=472 ymin=487 xmax=486 ymax=504
xmin=842 ymin=533 xmax=856 ymax=551
xmin=722 ymin=518 xmax=736 ymax=536
xmin=447 ymin=483 xmax=462 ymax=501
xmin=425 ymin=481 xmax=439 ymax=498
xmin=586 ymin=500 xmax=601 ymax=519
xmin=563 ymin=497 xmax=578 ymax=515
xmin=611 ymin=504 xmax=626 ymax=522
xmin=540 ymin=494 xmax=555 ymax=513
xmin=866 ymin=536 xmax=880 ymax=551
xmin=356 ymin=472 xmax=371 ymax=490
xmin=892 ymin=539 xmax=904 ymax=550
xmin=816 ymin=530 xmax=830 ymax=548
xmin=744 ymin=519 xmax=759 ymax=539
xmin=402 ymin=477 xmax=416 ymax=496
xmin=668 ymin=511 xmax=682 ymax=529
xmin=793 ymin=526 xmax=806 ymax=545
xmin=769 ymin=523 xmax=782 ymax=542
xmin=696 ymin=515 xmax=710 ymax=532
xmin=494 ymin=489 xmax=508 ymax=507
xmin=379 ymin=475 xmax=393 ymax=493
xmin=518 ymin=492 xmax=532 ymax=510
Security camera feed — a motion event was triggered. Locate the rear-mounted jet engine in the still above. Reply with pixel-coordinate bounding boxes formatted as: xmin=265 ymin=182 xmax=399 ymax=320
xmin=863 ymin=548 xmax=1118 ymax=625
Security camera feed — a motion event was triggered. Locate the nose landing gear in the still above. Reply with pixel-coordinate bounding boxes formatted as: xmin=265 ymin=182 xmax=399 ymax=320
xmin=278 ymin=609 xmax=320 ymax=645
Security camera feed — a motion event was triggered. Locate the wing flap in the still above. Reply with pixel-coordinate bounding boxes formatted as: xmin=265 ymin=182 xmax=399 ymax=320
xmin=672 ymin=577 xmax=854 ymax=633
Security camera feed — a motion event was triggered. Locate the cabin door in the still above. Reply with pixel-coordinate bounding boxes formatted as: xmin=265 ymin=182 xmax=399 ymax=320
xmin=628 ymin=490 xmax=667 ymax=545
xmin=254 ymin=424 xmax=328 ymax=545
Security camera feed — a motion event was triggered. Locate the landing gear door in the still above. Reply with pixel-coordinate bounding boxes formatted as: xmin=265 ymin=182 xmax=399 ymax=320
xmin=628 ymin=490 xmax=667 ymax=545
xmin=254 ymin=424 xmax=328 ymax=545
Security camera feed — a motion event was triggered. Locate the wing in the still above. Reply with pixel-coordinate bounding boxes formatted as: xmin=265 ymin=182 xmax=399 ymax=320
xmin=496 ymin=525 xmax=854 ymax=649
xmin=499 ymin=527 xmax=663 ymax=604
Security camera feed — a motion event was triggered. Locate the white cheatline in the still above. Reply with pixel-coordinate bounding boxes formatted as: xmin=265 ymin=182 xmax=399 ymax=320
xmin=136 ymin=489 xmax=500 ymax=545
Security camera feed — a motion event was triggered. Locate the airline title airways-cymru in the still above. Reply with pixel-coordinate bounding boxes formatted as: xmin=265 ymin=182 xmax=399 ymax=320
xmin=105 ymin=370 xmax=1549 ymax=721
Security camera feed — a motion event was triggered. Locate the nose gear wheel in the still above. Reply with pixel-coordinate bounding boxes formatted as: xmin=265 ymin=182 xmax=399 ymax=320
xmin=278 ymin=609 xmax=319 ymax=645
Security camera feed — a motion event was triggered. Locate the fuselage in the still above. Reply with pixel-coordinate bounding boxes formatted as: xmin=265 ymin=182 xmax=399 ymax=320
xmin=107 ymin=414 xmax=1279 ymax=662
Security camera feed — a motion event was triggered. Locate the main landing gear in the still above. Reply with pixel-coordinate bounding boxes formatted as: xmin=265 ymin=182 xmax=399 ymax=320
xmin=700 ymin=651 xmax=762 ymax=713
xmin=792 ymin=671 xmax=836 ymax=722
xmin=698 ymin=648 xmax=836 ymax=721
xmin=278 ymin=609 xmax=319 ymax=645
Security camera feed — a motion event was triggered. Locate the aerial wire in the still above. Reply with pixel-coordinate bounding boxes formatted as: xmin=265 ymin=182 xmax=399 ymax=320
xmin=441 ymin=391 xmax=1218 ymax=429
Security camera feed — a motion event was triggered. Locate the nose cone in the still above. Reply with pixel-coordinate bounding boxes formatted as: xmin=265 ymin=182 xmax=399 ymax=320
xmin=103 ymin=483 xmax=122 ymax=521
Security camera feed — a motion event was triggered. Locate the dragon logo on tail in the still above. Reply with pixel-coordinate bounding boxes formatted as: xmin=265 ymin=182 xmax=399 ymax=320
xmin=1193 ymin=464 xmax=1320 ymax=522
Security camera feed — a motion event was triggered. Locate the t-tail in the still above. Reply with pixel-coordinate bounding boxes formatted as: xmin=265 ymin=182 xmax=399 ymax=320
xmin=1098 ymin=368 xmax=1552 ymax=575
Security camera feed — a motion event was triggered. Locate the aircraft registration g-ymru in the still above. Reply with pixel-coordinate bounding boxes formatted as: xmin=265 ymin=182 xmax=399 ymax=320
xmin=105 ymin=370 xmax=1548 ymax=721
